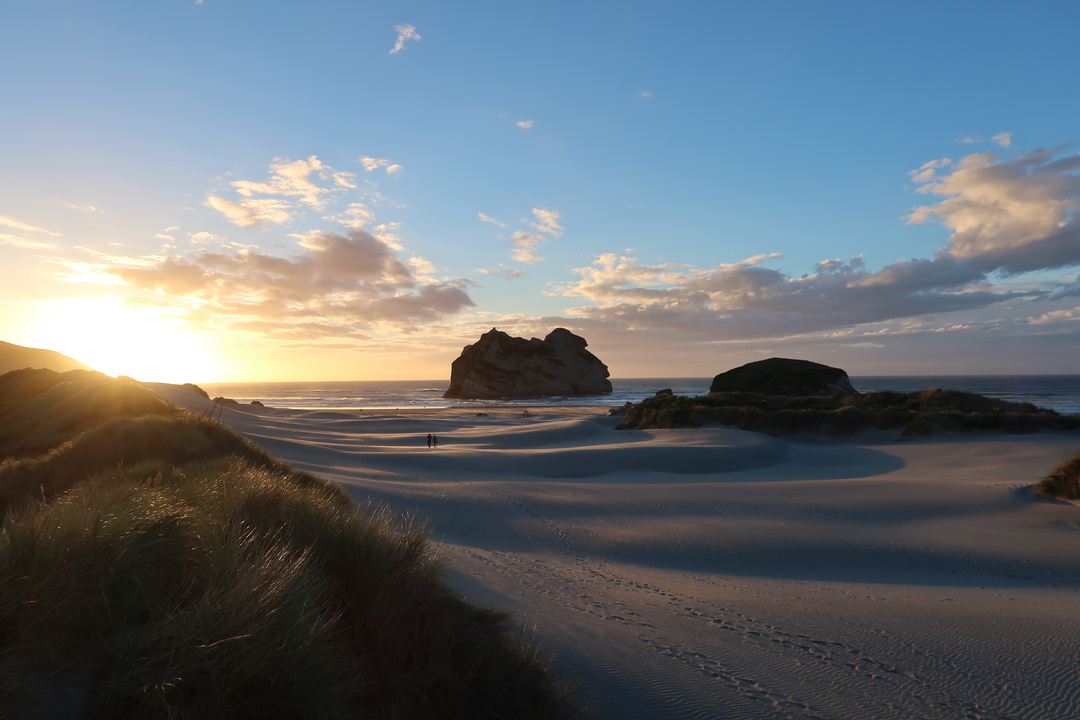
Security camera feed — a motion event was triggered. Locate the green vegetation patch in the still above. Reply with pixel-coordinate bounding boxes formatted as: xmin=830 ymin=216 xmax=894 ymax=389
xmin=0 ymin=370 xmax=579 ymax=719
xmin=617 ymin=388 xmax=1080 ymax=437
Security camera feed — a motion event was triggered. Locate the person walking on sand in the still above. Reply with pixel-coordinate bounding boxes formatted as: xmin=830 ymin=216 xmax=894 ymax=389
xmin=432 ymin=434 xmax=439 ymax=449
xmin=426 ymin=433 xmax=432 ymax=449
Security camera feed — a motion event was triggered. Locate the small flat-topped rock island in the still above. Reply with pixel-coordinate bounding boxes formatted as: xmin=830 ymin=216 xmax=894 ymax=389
xmin=443 ymin=327 xmax=612 ymax=399
xmin=710 ymin=357 xmax=858 ymax=396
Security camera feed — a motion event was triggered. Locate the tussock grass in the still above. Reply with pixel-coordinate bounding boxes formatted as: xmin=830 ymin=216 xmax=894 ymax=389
xmin=0 ymin=368 xmax=174 ymax=460
xmin=617 ymin=388 xmax=1080 ymax=437
xmin=0 ymin=370 xmax=579 ymax=718
xmin=1036 ymin=452 xmax=1080 ymax=500
xmin=0 ymin=411 xmax=341 ymax=516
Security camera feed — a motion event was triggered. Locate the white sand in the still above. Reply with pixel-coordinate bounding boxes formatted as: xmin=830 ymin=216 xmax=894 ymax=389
xmin=150 ymin=384 xmax=1080 ymax=720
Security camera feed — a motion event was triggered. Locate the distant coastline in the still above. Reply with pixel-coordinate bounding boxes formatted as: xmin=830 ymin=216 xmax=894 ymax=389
xmin=199 ymin=375 xmax=1080 ymax=415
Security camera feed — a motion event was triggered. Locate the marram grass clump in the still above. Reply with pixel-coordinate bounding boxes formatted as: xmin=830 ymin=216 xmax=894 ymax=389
xmin=0 ymin=370 xmax=579 ymax=719
xmin=1035 ymin=452 xmax=1080 ymax=500
xmin=0 ymin=410 xmax=317 ymax=516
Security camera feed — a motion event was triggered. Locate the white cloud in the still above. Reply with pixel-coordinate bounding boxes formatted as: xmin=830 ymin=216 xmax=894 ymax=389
xmin=206 ymin=196 xmax=271 ymax=227
xmin=530 ymin=208 xmax=564 ymax=237
xmin=510 ymin=232 xmax=546 ymax=264
xmin=476 ymin=265 xmax=525 ymax=279
xmin=0 ymin=215 xmax=62 ymax=237
xmin=516 ymin=120 xmax=535 ymax=129
xmin=0 ymin=233 xmax=56 ymax=250
xmin=909 ymin=157 xmax=952 ymax=183
xmin=360 ymin=157 xmax=386 ymax=172
xmin=553 ymin=250 xmax=1012 ymax=340
xmin=360 ymin=156 xmax=402 ymax=174
xmin=389 ymin=24 xmax=420 ymax=54
xmin=478 ymin=212 xmax=505 ymax=226
xmin=207 ymin=156 xmax=356 ymax=227
xmin=230 ymin=156 xmax=348 ymax=210
xmin=331 ymin=202 xmax=376 ymax=229
xmin=954 ymin=133 xmax=1013 ymax=149
xmin=498 ymin=208 xmax=565 ymax=264
xmin=57 ymin=261 xmax=127 ymax=285
xmin=1029 ymin=307 xmax=1080 ymax=325
xmin=907 ymin=146 xmax=1080 ymax=273
xmin=638 ymin=90 xmax=654 ymax=100
xmin=407 ymin=255 xmax=438 ymax=279
xmin=106 ymin=230 xmax=474 ymax=335
xmin=54 ymin=199 xmax=101 ymax=213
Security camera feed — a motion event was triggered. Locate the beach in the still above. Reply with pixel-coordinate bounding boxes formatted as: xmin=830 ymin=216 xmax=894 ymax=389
xmin=151 ymin=384 xmax=1080 ymax=720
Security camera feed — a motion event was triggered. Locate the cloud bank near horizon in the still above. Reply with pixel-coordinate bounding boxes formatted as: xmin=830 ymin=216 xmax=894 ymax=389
xmin=49 ymin=143 xmax=1080 ymax=364
xmin=550 ymin=146 xmax=1080 ymax=344
xmin=108 ymin=229 xmax=473 ymax=341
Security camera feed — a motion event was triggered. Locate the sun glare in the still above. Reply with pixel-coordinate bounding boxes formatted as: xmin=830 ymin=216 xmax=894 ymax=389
xmin=21 ymin=298 xmax=228 ymax=383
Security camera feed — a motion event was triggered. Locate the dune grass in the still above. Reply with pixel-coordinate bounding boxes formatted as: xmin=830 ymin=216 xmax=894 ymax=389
xmin=0 ymin=368 xmax=174 ymax=460
xmin=617 ymin=388 xmax=1080 ymax=437
xmin=0 ymin=411 xmax=330 ymax=516
xmin=1035 ymin=452 xmax=1080 ymax=500
xmin=0 ymin=370 xmax=580 ymax=719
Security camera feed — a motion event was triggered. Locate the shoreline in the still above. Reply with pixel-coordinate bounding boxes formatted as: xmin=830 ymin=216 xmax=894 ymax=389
xmin=193 ymin=375 xmax=1080 ymax=416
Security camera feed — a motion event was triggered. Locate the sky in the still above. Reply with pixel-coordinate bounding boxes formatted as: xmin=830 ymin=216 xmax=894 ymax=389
xmin=2 ymin=1 xmax=1080 ymax=382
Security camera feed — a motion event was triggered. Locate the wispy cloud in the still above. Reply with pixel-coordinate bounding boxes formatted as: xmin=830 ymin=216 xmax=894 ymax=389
xmin=205 ymin=196 xmax=279 ymax=227
xmin=230 ymin=156 xmax=353 ymax=209
xmin=530 ymin=208 xmax=564 ymax=237
xmin=476 ymin=264 xmax=525 ymax=279
xmin=0 ymin=215 xmax=62 ymax=237
xmin=510 ymin=232 xmax=546 ymax=264
xmin=359 ymin=156 xmax=403 ymax=174
xmin=478 ymin=212 xmax=505 ymax=227
xmin=0 ymin=233 xmax=57 ymax=250
xmin=389 ymin=24 xmax=420 ymax=54
xmin=955 ymin=132 xmax=1013 ymax=148
xmin=638 ymin=90 xmax=654 ymax=100
xmin=189 ymin=231 xmax=223 ymax=245
xmin=207 ymin=156 xmax=356 ymax=227
xmin=54 ymin=199 xmax=101 ymax=213
xmin=909 ymin=157 xmax=952 ymax=183
xmin=516 ymin=120 xmax=535 ymax=129
xmin=1029 ymin=307 xmax=1080 ymax=325
xmin=507 ymin=208 xmax=563 ymax=264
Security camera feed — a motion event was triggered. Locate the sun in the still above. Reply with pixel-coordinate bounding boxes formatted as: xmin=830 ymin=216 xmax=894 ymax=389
xmin=20 ymin=297 xmax=229 ymax=383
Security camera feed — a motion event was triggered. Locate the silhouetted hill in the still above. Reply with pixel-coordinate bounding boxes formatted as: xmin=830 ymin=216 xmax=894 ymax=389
xmin=0 ymin=341 xmax=92 ymax=375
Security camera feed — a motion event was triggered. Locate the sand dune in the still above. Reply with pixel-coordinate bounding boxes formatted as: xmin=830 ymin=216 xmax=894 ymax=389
xmin=150 ymin=383 xmax=1080 ymax=720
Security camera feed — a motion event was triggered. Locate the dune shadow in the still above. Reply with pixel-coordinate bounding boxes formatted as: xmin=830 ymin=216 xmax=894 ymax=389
xmin=603 ymin=540 xmax=1080 ymax=588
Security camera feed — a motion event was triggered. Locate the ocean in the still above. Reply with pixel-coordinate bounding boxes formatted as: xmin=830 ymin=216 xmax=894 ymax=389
xmin=199 ymin=375 xmax=1080 ymax=415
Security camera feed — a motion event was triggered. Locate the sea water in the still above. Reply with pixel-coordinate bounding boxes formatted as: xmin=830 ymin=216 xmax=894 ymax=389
xmin=199 ymin=376 xmax=1080 ymax=415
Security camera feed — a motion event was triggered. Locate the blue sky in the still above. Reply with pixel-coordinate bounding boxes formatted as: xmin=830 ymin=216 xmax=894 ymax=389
xmin=2 ymin=1 xmax=1079 ymax=381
